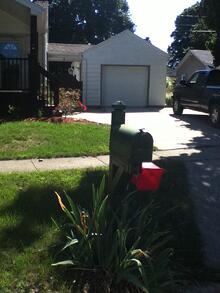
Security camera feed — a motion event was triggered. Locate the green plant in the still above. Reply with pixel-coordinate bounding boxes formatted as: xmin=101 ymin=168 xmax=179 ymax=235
xmin=166 ymin=77 xmax=176 ymax=106
xmin=52 ymin=177 xmax=177 ymax=293
xmin=165 ymin=95 xmax=173 ymax=107
xmin=8 ymin=104 xmax=22 ymax=119
xmin=56 ymin=88 xmax=87 ymax=117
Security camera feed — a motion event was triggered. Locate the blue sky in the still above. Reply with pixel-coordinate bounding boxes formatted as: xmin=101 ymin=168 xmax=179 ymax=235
xmin=127 ymin=0 xmax=199 ymax=52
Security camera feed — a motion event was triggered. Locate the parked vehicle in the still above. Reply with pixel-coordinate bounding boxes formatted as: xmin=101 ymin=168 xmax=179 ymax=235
xmin=172 ymin=69 xmax=220 ymax=127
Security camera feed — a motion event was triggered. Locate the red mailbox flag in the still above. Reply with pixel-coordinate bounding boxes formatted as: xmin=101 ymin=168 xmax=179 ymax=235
xmin=131 ymin=162 xmax=164 ymax=192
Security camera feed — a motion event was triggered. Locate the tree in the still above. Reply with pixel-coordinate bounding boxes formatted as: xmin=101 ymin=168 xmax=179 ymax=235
xmin=48 ymin=0 xmax=135 ymax=44
xmin=168 ymin=2 xmax=214 ymax=68
xmin=201 ymin=0 xmax=220 ymax=66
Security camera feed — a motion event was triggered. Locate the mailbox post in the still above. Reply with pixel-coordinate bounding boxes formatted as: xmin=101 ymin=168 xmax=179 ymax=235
xmin=109 ymin=101 xmax=154 ymax=196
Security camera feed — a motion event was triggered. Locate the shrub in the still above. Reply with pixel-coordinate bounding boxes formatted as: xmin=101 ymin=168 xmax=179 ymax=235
xmin=52 ymin=177 xmax=179 ymax=293
xmin=55 ymin=88 xmax=87 ymax=116
xmin=165 ymin=95 xmax=173 ymax=107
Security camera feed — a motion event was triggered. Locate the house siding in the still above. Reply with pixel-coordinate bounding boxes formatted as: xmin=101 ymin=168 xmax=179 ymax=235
xmin=0 ymin=1 xmax=30 ymax=58
xmin=0 ymin=0 xmax=47 ymax=67
xmin=82 ymin=31 xmax=167 ymax=107
xmin=176 ymin=55 xmax=207 ymax=82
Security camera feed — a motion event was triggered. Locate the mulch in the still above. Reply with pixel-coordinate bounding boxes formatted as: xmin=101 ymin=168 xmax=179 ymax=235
xmin=25 ymin=116 xmax=94 ymax=124
xmin=0 ymin=116 xmax=97 ymax=125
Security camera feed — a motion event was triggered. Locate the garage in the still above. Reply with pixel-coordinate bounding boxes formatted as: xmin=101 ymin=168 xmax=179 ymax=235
xmin=101 ymin=65 xmax=149 ymax=107
xmin=82 ymin=30 xmax=168 ymax=107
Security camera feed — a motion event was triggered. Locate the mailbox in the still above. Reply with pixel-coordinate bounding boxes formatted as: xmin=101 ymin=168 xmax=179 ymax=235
xmin=131 ymin=162 xmax=164 ymax=191
xmin=110 ymin=125 xmax=153 ymax=174
xmin=108 ymin=101 xmax=154 ymax=195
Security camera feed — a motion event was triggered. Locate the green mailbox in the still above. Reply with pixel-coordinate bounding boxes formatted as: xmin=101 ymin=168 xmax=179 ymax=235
xmin=109 ymin=101 xmax=153 ymax=195
xmin=110 ymin=125 xmax=153 ymax=173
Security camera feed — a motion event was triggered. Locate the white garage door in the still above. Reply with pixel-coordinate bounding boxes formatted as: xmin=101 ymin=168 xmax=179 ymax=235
xmin=101 ymin=65 xmax=149 ymax=107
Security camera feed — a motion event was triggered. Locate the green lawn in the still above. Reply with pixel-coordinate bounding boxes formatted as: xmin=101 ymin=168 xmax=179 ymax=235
xmin=0 ymin=162 xmax=203 ymax=292
xmin=0 ymin=121 xmax=110 ymax=160
xmin=0 ymin=168 xmax=107 ymax=292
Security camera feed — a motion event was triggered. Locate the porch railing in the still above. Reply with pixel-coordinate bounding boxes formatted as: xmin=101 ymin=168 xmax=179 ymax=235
xmin=0 ymin=57 xmax=83 ymax=110
xmin=0 ymin=58 xmax=29 ymax=91
xmin=37 ymin=65 xmax=59 ymax=107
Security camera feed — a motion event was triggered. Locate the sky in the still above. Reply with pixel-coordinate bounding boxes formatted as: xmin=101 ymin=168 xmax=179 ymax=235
xmin=127 ymin=0 xmax=199 ymax=52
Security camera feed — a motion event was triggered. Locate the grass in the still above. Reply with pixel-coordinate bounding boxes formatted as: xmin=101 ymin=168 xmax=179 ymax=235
xmin=0 ymin=168 xmax=107 ymax=292
xmin=0 ymin=161 xmax=204 ymax=292
xmin=0 ymin=121 xmax=110 ymax=160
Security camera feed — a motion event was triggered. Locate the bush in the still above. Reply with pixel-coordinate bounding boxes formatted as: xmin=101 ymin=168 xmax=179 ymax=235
xmin=52 ymin=177 xmax=179 ymax=293
xmin=55 ymin=88 xmax=87 ymax=116
xmin=165 ymin=95 xmax=173 ymax=107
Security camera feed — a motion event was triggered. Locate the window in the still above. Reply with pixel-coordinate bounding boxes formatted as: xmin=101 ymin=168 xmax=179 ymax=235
xmin=207 ymin=70 xmax=220 ymax=86
xmin=0 ymin=42 xmax=21 ymax=58
xmin=188 ymin=72 xmax=200 ymax=84
xmin=188 ymin=71 xmax=207 ymax=86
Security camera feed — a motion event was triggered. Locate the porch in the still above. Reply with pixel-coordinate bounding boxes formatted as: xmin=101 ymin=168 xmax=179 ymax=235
xmin=0 ymin=56 xmax=83 ymax=116
xmin=0 ymin=56 xmax=59 ymax=115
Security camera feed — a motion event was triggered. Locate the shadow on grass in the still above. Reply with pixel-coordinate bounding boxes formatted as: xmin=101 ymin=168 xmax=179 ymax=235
xmin=0 ymin=161 xmax=205 ymax=286
xmin=0 ymin=169 xmax=107 ymax=251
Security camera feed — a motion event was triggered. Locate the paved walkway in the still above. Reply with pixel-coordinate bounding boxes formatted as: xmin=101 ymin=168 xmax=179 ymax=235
xmin=0 ymin=148 xmax=201 ymax=173
xmin=0 ymin=155 xmax=110 ymax=173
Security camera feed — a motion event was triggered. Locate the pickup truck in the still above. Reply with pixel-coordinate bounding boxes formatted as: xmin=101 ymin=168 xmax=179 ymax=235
xmin=172 ymin=69 xmax=220 ymax=126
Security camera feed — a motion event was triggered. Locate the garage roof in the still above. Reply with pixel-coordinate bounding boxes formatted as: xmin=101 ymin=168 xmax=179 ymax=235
xmin=48 ymin=43 xmax=93 ymax=62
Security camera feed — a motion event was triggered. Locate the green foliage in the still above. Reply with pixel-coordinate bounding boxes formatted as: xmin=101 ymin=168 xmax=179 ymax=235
xmin=55 ymin=88 xmax=86 ymax=116
xmin=168 ymin=3 xmax=214 ymax=68
xmin=201 ymin=0 xmax=220 ymax=66
xmin=49 ymin=0 xmax=134 ymax=44
xmin=7 ymin=104 xmax=22 ymax=119
xmin=53 ymin=177 xmax=177 ymax=292
xmin=166 ymin=77 xmax=175 ymax=107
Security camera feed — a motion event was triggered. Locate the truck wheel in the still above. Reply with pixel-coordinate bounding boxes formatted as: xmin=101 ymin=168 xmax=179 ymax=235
xmin=173 ymin=99 xmax=183 ymax=115
xmin=210 ymin=104 xmax=220 ymax=127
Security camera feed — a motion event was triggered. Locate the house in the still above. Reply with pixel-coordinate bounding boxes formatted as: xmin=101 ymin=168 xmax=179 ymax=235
xmin=1 ymin=1 xmax=167 ymax=112
xmin=176 ymin=50 xmax=214 ymax=83
xmin=48 ymin=30 xmax=168 ymax=108
xmin=48 ymin=43 xmax=91 ymax=84
xmin=0 ymin=0 xmax=58 ymax=114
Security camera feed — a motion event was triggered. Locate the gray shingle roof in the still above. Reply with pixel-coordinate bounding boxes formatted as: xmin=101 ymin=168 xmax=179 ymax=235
xmin=48 ymin=43 xmax=92 ymax=56
xmin=191 ymin=50 xmax=214 ymax=66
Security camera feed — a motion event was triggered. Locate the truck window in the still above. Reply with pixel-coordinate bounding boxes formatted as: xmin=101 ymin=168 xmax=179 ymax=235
xmin=197 ymin=72 xmax=207 ymax=85
xmin=188 ymin=71 xmax=207 ymax=85
xmin=188 ymin=72 xmax=200 ymax=84
xmin=207 ymin=71 xmax=220 ymax=86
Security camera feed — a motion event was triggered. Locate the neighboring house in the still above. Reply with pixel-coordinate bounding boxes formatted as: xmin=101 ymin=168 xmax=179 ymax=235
xmin=176 ymin=50 xmax=214 ymax=83
xmin=0 ymin=0 xmax=59 ymax=114
xmin=48 ymin=30 xmax=168 ymax=107
xmin=48 ymin=43 xmax=92 ymax=82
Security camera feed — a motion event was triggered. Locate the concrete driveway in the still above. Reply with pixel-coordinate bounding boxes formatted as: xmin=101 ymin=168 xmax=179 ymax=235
xmin=74 ymin=107 xmax=220 ymax=150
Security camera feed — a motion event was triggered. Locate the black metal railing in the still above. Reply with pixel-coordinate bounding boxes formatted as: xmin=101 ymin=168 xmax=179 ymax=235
xmin=38 ymin=65 xmax=59 ymax=107
xmin=0 ymin=58 xmax=29 ymax=91
xmin=0 ymin=57 xmax=83 ymax=110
